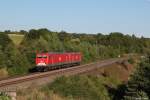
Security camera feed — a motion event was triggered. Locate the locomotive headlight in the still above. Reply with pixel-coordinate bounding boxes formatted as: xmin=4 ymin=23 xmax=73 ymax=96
xmin=37 ymin=62 xmax=46 ymax=66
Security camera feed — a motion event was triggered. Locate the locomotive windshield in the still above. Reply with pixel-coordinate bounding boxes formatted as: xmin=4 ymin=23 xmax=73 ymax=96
xmin=37 ymin=55 xmax=47 ymax=58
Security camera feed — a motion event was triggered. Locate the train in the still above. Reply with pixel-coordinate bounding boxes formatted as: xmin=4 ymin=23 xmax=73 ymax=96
xmin=35 ymin=52 xmax=82 ymax=71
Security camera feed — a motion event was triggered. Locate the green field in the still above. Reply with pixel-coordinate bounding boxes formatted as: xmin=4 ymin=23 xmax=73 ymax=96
xmin=8 ymin=34 xmax=24 ymax=45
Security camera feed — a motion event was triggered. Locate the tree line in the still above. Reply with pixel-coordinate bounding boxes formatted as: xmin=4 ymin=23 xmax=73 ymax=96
xmin=0 ymin=28 xmax=150 ymax=75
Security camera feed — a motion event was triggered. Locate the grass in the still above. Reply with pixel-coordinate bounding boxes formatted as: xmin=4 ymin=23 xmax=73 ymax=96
xmin=17 ymin=75 xmax=121 ymax=100
xmin=8 ymin=34 xmax=24 ymax=45
xmin=17 ymin=87 xmax=67 ymax=100
xmin=0 ymin=68 xmax=8 ymax=79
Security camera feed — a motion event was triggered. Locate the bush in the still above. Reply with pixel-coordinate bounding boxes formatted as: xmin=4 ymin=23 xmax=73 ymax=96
xmin=0 ymin=92 xmax=11 ymax=100
xmin=128 ymin=57 xmax=134 ymax=64
xmin=48 ymin=76 xmax=111 ymax=100
xmin=123 ymin=57 xmax=150 ymax=99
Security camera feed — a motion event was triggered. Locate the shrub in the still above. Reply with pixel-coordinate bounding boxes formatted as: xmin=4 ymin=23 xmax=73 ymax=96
xmin=49 ymin=76 xmax=111 ymax=100
xmin=0 ymin=92 xmax=11 ymax=100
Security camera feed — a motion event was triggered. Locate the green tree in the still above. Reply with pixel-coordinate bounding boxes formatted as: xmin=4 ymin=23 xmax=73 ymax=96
xmin=123 ymin=57 xmax=150 ymax=99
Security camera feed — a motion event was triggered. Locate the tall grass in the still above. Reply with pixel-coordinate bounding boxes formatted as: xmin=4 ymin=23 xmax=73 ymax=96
xmin=17 ymin=87 xmax=66 ymax=100
xmin=0 ymin=68 xmax=8 ymax=79
xmin=8 ymin=34 xmax=24 ymax=45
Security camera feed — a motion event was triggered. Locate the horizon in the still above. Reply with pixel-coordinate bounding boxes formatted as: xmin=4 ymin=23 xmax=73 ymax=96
xmin=0 ymin=0 xmax=150 ymax=37
xmin=1 ymin=28 xmax=147 ymax=38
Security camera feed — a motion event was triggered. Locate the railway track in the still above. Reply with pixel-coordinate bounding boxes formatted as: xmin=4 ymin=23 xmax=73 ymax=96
xmin=0 ymin=58 xmax=127 ymax=91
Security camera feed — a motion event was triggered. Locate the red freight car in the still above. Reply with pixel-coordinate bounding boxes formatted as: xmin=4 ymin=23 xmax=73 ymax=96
xmin=35 ymin=52 xmax=82 ymax=71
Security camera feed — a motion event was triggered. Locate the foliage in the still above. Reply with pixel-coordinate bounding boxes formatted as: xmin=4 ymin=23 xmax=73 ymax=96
xmin=17 ymin=75 xmax=121 ymax=100
xmin=124 ymin=91 xmax=149 ymax=100
xmin=17 ymin=87 xmax=68 ymax=100
xmin=1 ymin=29 xmax=150 ymax=76
xmin=128 ymin=57 xmax=135 ymax=64
xmin=46 ymin=75 xmax=122 ymax=100
xmin=1 ymin=29 xmax=150 ymax=99
xmin=0 ymin=92 xmax=11 ymax=100
xmin=123 ymin=57 xmax=150 ymax=99
xmin=0 ymin=32 xmax=30 ymax=75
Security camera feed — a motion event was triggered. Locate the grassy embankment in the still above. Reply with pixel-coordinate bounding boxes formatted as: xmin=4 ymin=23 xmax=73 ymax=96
xmin=8 ymin=34 xmax=24 ymax=45
xmin=17 ymin=75 xmax=121 ymax=100
xmin=17 ymin=58 xmax=138 ymax=100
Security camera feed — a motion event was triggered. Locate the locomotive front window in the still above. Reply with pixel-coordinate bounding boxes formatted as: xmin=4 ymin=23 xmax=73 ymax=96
xmin=37 ymin=55 xmax=42 ymax=58
xmin=37 ymin=55 xmax=47 ymax=58
xmin=42 ymin=55 xmax=47 ymax=58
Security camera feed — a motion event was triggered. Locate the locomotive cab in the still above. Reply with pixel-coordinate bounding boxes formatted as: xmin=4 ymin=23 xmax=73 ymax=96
xmin=36 ymin=54 xmax=48 ymax=66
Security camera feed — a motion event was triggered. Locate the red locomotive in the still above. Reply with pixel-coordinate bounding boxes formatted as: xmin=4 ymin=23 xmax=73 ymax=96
xmin=35 ymin=52 xmax=82 ymax=71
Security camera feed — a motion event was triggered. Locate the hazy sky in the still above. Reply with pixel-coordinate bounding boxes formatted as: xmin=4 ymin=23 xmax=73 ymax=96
xmin=0 ymin=0 xmax=150 ymax=37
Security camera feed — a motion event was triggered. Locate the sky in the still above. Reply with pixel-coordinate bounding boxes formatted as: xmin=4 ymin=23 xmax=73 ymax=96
xmin=0 ymin=0 xmax=150 ymax=37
